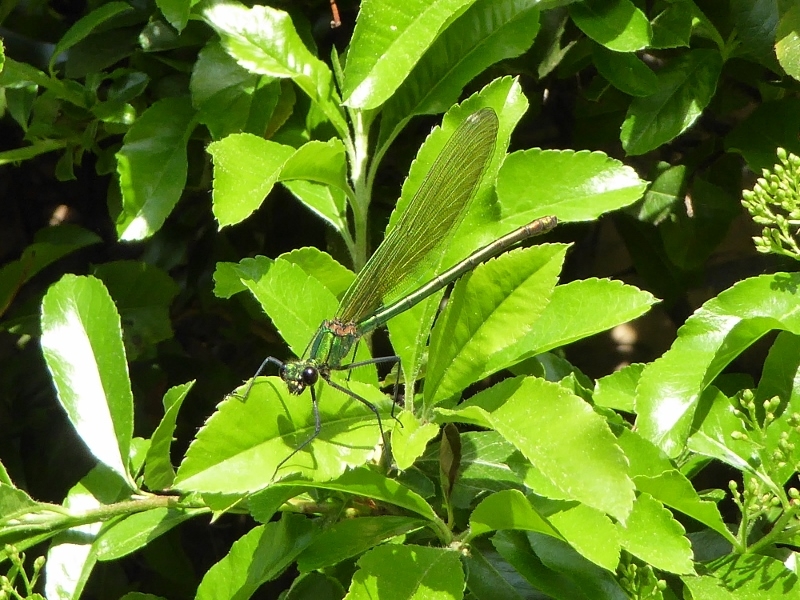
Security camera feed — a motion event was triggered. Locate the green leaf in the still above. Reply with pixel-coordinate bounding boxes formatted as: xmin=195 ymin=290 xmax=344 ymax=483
xmin=777 ymin=4 xmax=800 ymax=80
xmin=469 ymin=489 xmax=562 ymax=538
xmin=438 ymin=377 xmax=635 ymax=522
xmin=425 ymin=244 xmax=564 ymax=405
xmin=0 ymin=224 xmax=100 ymax=319
xmin=392 ymin=410 xmax=440 ymax=471
xmin=380 ymin=0 xmax=541 ymax=140
xmin=347 ymin=544 xmax=464 ymax=599
xmin=687 ymin=387 xmax=762 ymax=474
xmin=636 ymin=273 xmax=800 ymax=457
xmin=594 ymin=364 xmax=643 ymax=413
xmin=650 ymin=3 xmax=692 ymax=49
xmin=173 ymin=378 xmax=391 ymax=492
xmin=95 ymin=507 xmax=203 ymax=561
xmin=201 ymin=1 xmax=347 ymax=137
xmin=144 ymin=381 xmax=194 ymax=490
xmin=635 ymin=163 xmax=687 ymax=223
xmin=48 ymin=2 xmax=134 ymax=73
xmin=730 ymin=0 xmax=779 ymax=61
xmin=621 ymin=49 xmax=723 ymax=156
xmin=157 ymin=0 xmax=192 ymax=31
xmin=498 ymin=530 xmax=628 ymax=600
xmin=241 ymin=253 xmax=377 ymax=386
xmin=683 ymin=553 xmax=798 ymax=598
xmin=725 ymin=98 xmax=800 ymax=172
xmin=93 ymin=260 xmax=180 ymax=360
xmin=592 ymin=45 xmax=657 ymax=97
xmin=280 ymin=139 xmax=349 ymax=191
xmin=296 ymin=516 xmax=425 ymax=572
xmin=463 ymin=540 xmax=530 ymax=600
xmin=486 ymin=279 xmax=657 ymax=370
xmin=43 ymin=465 xmax=128 ymax=599
xmin=616 ymin=492 xmax=694 ymax=574
xmin=191 ymin=41 xmax=279 ymax=140
xmin=196 ymin=514 xmax=317 ymax=600
xmin=275 ymin=467 xmax=440 ymax=522
xmin=208 ymin=133 xmax=294 ymax=228
xmin=633 ymin=471 xmax=734 ymax=544
xmin=342 ymin=0 xmax=477 ymax=109
xmin=282 ymin=247 xmax=355 ymax=299
xmin=40 ymin=275 xmax=135 ymax=488
xmin=759 ymin=332 xmax=800 ymax=484
xmin=496 ymin=149 xmax=647 ymax=223
xmin=213 ymin=256 xmax=273 ymax=298
xmin=532 ymin=499 xmax=620 ymax=573
xmin=282 ymin=180 xmax=349 ymax=238
xmin=116 ymin=97 xmax=195 ymax=241
xmin=445 ymin=431 xmax=524 ymax=509
xmin=243 ymin=257 xmax=336 ymax=358
xmin=569 ymin=0 xmax=651 ymax=52
xmin=210 ymin=135 xmax=349 ymax=231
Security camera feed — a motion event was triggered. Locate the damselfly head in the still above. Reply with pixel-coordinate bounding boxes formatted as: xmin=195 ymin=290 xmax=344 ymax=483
xmin=280 ymin=361 xmax=319 ymax=395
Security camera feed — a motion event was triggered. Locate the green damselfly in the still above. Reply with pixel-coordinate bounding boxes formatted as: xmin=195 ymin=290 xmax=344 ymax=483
xmin=248 ymin=107 xmax=557 ymax=474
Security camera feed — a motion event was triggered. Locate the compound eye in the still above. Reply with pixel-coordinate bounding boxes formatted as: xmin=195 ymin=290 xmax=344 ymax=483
xmin=301 ymin=367 xmax=319 ymax=385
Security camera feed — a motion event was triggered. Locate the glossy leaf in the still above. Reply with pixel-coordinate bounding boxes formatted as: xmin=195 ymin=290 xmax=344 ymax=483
xmin=569 ymin=0 xmax=651 ymax=52
xmin=636 ymin=273 xmax=800 ymax=457
xmin=196 ymin=515 xmax=317 ymax=600
xmin=470 ymin=489 xmax=561 ymax=538
xmin=380 ymin=0 xmax=541 ymax=144
xmin=282 ymin=246 xmax=355 ymax=300
xmin=95 ymin=507 xmax=203 ymax=561
xmin=683 ymin=553 xmax=798 ymax=598
xmin=592 ymin=45 xmax=657 ymax=97
xmin=241 ymin=254 xmax=376 ymax=384
xmin=208 ymin=133 xmax=294 ymax=228
xmin=40 ymin=275 xmax=135 ymax=488
xmin=296 ymin=516 xmax=425 ymax=572
xmin=437 ymin=377 xmax=635 ymax=522
xmin=730 ymin=0 xmax=779 ymax=61
xmin=425 ymin=244 xmax=564 ymax=405
xmin=191 ymin=41 xmax=278 ymax=140
xmin=392 ymin=410 xmax=440 ymax=471
xmin=634 ymin=471 xmax=734 ymax=544
xmin=621 ymin=50 xmax=723 ymax=156
xmin=650 ymin=3 xmax=692 ymax=49
xmin=496 ymin=149 xmax=647 ymax=223
xmin=116 ymin=97 xmax=195 ymax=241
xmin=484 ymin=279 xmax=656 ymax=372
xmin=342 ymin=0 xmax=477 ymax=109
xmin=594 ymin=364 xmax=643 ymax=413
xmin=283 ymin=180 xmax=349 ymax=239
xmin=213 ymin=256 xmax=273 ymax=299
xmin=776 ymin=4 xmax=800 ymax=80
xmin=462 ymin=540 xmax=529 ymax=600
xmin=173 ymin=378 xmax=390 ymax=492
xmin=273 ymin=467 xmax=440 ymax=522
xmin=347 ymin=544 xmax=464 ymax=599
xmin=144 ymin=381 xmax=194 ymax=490
xmin=201 ymin=1 xmax=347 ymax=136
xmin=513 ymin=531 xmax=628 ymax=600
xmin=48 ymin=1 xmax=134 ymax=73
xmin=759 ymin=332 xmax=800 ymax=484
xmin=616 ymin=492 xmax=694 ymax=574
xmin=687 ymin=387 xmax=762 ymax=474
xmin=157 ymin=0 xmax=192 ymax=31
